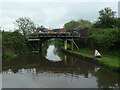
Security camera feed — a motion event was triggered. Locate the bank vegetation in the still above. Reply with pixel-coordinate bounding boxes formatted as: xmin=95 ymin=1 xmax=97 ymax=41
xmin=64 ymin=7 xmax=120 ymax=71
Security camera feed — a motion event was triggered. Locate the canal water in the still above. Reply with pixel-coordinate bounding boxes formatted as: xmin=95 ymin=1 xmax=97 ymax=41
xmin=2 ymin=43 xmax=120 ymax=88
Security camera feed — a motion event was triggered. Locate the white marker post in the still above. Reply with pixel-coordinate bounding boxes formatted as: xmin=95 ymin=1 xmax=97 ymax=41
xmin=95 ymin=49 xmax=101 ymax=58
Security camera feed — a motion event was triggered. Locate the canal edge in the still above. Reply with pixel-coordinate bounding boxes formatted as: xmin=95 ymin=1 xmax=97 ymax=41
xmin=61 ymin=48 xmax=120 ymax=72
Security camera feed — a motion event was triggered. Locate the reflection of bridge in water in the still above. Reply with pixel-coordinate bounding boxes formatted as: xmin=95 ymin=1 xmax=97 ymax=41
xmin=2 ymin=53 xmax=119 ymax=88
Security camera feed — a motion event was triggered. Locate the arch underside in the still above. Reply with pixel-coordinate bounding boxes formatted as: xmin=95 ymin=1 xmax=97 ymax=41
xmin=28 ymin=37 xmax=80 ymax=52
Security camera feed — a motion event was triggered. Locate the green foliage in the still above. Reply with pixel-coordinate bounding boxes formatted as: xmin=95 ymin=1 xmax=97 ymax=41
xmin=116 ymin=18 xmax=120 ymax=28
xmin=64 ymin=19 xmax=92 ymax=30
xmin=78 ymin=19 xmax=92 ymax=29
xmin=64 ymin=20 xmax=79 ymax=30
xmin=14 ymin=17 xmax=36 ymax=38
xmin=2 ymin=31 xmax=30 ymax=59
xmin=90 ymin=28 xmax=119 ymax=51
xmin=93 ymin=7 xmax=117 ymax=28
xmin=99 ymin=7 xmax=116 ymax=18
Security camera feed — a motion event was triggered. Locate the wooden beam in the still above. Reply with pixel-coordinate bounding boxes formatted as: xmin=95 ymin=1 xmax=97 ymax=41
xmin=72 ymin=39 xmax=79 ymax=49
xmin=28 ymin=39 xmax=40 ymax=41
xmin=71 ymin=39 xmax=73 ymax=51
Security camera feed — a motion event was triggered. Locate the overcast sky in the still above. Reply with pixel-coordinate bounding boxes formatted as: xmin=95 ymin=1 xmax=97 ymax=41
xmin=0 ymin=0 xmax=119 ymax=31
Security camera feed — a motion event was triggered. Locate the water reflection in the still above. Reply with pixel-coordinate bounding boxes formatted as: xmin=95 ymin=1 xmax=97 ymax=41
xmin=46 ymin=45 xmax=61 ymax=61
xmin=2 ymin=43 xmax=120 ymax=88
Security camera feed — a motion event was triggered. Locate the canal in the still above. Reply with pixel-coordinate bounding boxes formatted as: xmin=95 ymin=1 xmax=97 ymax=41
xmin=2 ymin=41 xmax=120 ymax=88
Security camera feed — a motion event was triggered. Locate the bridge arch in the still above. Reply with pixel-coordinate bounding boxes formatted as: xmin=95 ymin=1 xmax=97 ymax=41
xmin=27 ymin=32 xmax=81 ymax=53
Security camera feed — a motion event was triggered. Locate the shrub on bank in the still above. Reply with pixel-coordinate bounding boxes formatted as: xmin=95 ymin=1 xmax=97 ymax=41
xmin=89 ymin=28 xmax=119 ymax=52
xmin=2 ymin=31 xmax=30 ymax=59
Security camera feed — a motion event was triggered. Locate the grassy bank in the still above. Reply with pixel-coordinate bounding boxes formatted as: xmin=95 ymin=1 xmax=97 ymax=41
xmin=65 ymin=48 xmax=119 ymax=71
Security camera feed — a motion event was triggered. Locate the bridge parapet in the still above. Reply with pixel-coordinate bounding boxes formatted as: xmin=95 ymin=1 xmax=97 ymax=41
xmin=28 ymin=32 xmax=79 ymax=40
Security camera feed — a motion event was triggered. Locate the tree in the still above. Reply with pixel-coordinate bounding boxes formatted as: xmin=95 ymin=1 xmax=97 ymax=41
xmin=93 ymin=7 xmax=116 ymax=28
xmin=64 ymin=19 xmax=92 ymax=37
xmin=14 ymin=17 xmax=36 ymax=38
xmin=116 ymin=18 xmax=120 ymax=28
xmin=77 ymin=19 xmax=92 ymax=29
xmin=90 ymin=28 xmax=119 ymax=50
xmin=64 ymin=20 xmax=79 ymax=30
xmin=64 ymin=20 xmax=92 ymax=31
xmin=2 ymin=31 xmax=30 ymax=59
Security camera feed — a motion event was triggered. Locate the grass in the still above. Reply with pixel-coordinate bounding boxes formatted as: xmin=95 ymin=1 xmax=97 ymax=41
xmin=74 ymin=48 xmax=94 ymax=58
xmin=98 ymin=54 xmax=119 ymax=71
xmin=73 ymin=48 xmax=120 ymax=71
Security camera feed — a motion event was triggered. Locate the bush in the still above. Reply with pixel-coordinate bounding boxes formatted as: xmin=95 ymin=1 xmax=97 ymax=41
xmin=89 ymin=28 xmax=119 ymax=51
xmin=2 ymin=31 xmax=30 ymax=59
